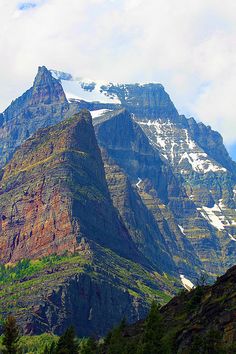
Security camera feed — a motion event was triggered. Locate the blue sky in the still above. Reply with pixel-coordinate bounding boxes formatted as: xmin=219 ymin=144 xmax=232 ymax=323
xmin=1 ymin=0 xmax=236 ymax=159
xmin=18 ymin=2 xmax=37 ymax=10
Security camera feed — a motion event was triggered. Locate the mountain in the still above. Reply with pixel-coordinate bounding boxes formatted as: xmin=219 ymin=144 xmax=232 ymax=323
xmin=1 ymin=66 xmax=236 ymax=276
xmin=0 ymin=110 xmax=143 ymax=264
xmin=0 ymin=110 xmax=176 ymax=336
xmin=51 ymin=70 xmax=236 ymax=277
xmin=93 ymin=109 xmax=202 ymax=277
xmin=92 ymin=108 xmax=236 ymax=277
xmin=0 ymin=66 xmax=70 ymax=168
xmin=0 ymin=66 xmax=236 ymax=337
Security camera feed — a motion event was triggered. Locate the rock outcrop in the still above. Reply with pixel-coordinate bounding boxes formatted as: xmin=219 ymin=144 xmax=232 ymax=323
xmin=101 ymin=265 xmax=236 ymax=352
xmin=0 ymin=110 xmax=142 ymax=264
xmin=0 ymin=66 xmax=69 ymax=167
xmin=0 ymin=242 xmax=175 ymax=337
xmin=94 ymin=109 xmax=203 ymax=277
xmin=0 ymin=66 xmax=236 ymax=338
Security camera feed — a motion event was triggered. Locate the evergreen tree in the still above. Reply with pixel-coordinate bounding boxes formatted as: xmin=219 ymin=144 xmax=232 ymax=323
xmin=56 ymin=326 xmax=78 ymax=354
xmin=106 ymin=318 xmax=127 ymax=354
xmin=137 ymin=301 xmax=164 ymax=354
xmin=79 ymin=337 xmax=97 ymax=354
xmin=2 ymin=315 xmax=20 ymax=354
xmin=44 ymin=341 xmax=56 ymax=354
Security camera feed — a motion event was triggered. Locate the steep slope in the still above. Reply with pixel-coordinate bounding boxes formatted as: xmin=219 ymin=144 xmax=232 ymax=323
xmin=101 ymin=265 xmax=236 ymax=353
xmin=0 ymin=242 xmax=176 ymax=337
xmin=94 ymin=109 xmax=204 ymax=278
xmin=86 ymin=90 xmax=236 ymax=276
xmin=0 ymin=110 xmax=142 ymax=264
xmin=0 ymin=109 xmax=182 ymax=336
xmin=100 ymin=149 xmax=176 ymax=274
xmin=0 ymin=66 xmax=69 ymax=168
xmin=133 ymin=114 xmax=236 ymax=275
xmin=1 ymin=66 xmax=236 ymax=278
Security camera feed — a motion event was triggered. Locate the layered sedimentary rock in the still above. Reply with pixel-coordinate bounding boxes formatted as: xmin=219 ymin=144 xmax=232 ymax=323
xmin=0 ymin=66 xmax=69 ymax=167
xmin=0 ymin=66 xmax=236 ymax=337
xmin=0 ymin=242 xmax=176 ymax=337
xmin=0 ymin=110 xmax=141 ymax=264
xmin=94 ymin=110 xmax=204 ymax=276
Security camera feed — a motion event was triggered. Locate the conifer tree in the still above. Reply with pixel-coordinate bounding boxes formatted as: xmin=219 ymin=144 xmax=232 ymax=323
xmin=56 ymin=326 xmax=78 ymax=354
xmin=2 ymin=315 xmax=20 ymax=354
xmin=106 ymin=318 xmax=127 ymax=354
xmin=79 ymin=337 xmax=97 ymax=354
xmin=137 ymin=301 xmax=164 ymax=354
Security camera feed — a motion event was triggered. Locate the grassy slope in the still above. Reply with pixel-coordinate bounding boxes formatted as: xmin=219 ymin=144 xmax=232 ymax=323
xmin=0 ymin=244 xmax=178 ymax=325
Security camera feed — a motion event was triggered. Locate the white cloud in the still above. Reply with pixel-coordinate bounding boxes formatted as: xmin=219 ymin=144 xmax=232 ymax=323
xmin=0 ymin=0 xmax=236 ymax=146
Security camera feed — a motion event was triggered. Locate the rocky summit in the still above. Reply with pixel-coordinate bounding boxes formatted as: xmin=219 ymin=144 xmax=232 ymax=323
xmin=0 ymin=66 xmax=69 ymax=168
xmin=0 ymin=66 xmax=236 ymax=338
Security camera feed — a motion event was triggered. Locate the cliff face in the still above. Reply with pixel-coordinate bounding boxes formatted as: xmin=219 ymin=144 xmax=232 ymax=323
xmin=100 ymin=149 xmax=176 ymax=274
xmin=0 ymin=243 xmax=175 ymax=337
xmin=101 ymin=83 xmax=179 ymax=119
xmin=0 ymin=66 xmax=69 ymax=167
xmin=94 ymin=110 xmax=203 ymax=277
xmin=93 ymin=109 xmax=181 ymax=204
xmin=0 ymin=110 xmax=141 ymax=264
xmin=0 ymin=66 xmax=236 ymax=338
xmin=90 ymin=105 xmax=236 ymax=276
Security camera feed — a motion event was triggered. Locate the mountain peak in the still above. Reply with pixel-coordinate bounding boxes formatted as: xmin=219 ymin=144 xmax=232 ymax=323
xmin=31 ymin=65 xmax=67 ymax=105
xmin=33 ymin=65 xmax=54 ymax=85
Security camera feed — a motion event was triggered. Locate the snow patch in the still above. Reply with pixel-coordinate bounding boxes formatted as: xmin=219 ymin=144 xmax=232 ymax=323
xmin=50 ymin=70 xmax=121 ymax=104
xmin=201 ymin=204 xmax=225 ymax=230
xmin=179 ymin=152 xmax=226 ymax=174
xmin=138 ymin=119 xmax=227 ymax=175
xmin=90 ymin=109 xmax=112 ymax=119
xmin=178 ymin=225 xmax=185 ymax=235
xmin=136 ymin=178 xmax=142 ymax=189
xmin=180 ymin=275 xmax=195 ymax=291
xmin=229 ymin=234 xmax=236 ymax=242
xmin=219 ymin=199 xmax=226 ymax=209
xmin=185 ymin=129 xmax=196 ymax=150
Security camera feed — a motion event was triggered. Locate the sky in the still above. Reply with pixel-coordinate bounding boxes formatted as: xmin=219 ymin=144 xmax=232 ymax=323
xmin=1 ymin=0 xmax=236 ymax=158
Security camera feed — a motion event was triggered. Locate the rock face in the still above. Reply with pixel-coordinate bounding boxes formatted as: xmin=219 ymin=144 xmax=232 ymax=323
xmin=29 ymin=271 xmax=146 ymax=337
xmin=99 ymin=149 xmax=176 ymax=274
xmin=1 ymin=66 xmax=236 ymax=277
xmin=94 ymin=110 xmax=203 ymax=277
xmin=0 ymin=243 xmax=175 ymax=337
xmin=101 ymin=83 xmax=178 ymax=119
xmin=0 ymin=110 xmax=141 ymax=264
xmin=0 ymin=66 xmax=236 ymax=337
xmin=102 ymin=265 xmax=236 ymax=352
xmin=87 ymin=91 xmax=236 ymax=276
xmin=0 ymin=66 xmax=69 ymax=167
xmin=160 ymin=265 xmax=236 ymax=351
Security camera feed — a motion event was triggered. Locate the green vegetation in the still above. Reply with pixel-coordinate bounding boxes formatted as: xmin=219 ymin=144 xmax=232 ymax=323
xmin=137 ymin=302 xmax=164 ymax=354
xmin=2 ymin=315 xmax=20 ymax=354
xmin=186 ymin=285 xmax=204 ymax=311
xmin=56 ymin=326 xmax=78 ymax=354
xmin=0 ymin=254 xmax=88 ymax=286
xmin=0 ymin=247 xmax=176 ymax=333
xmin=0 ymin=333 xmax=58 ymax=354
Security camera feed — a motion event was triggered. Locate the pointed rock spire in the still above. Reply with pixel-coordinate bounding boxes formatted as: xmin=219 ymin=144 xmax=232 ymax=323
xmin=31 ymin=65 xmax=67 ymax=105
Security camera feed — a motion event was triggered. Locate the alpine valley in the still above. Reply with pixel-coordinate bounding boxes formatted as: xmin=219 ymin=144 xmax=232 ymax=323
xmin=0 ymin=66 xmax=235 ymax=342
